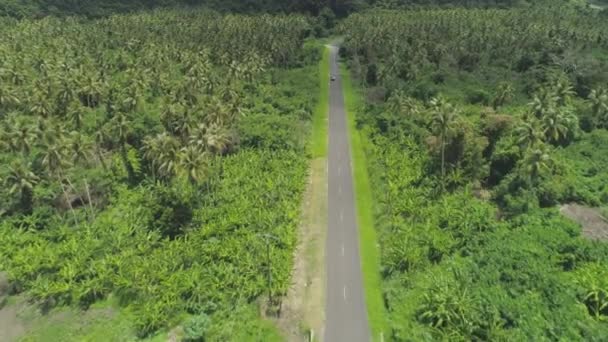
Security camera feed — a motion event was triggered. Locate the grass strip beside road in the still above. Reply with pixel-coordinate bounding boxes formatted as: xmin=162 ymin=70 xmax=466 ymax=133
xmin=311 ymin=46 xmax=330 ymax=158
xmin=340 ymin=64 xmax=387 ymax=341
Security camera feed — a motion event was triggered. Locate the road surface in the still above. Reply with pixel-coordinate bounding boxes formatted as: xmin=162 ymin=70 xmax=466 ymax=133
xmin=325 ymin=45 xmax=371 ymax=342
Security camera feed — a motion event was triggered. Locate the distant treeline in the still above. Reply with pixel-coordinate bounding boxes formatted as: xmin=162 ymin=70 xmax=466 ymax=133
xmin=0 ymin=0 xmax=570 ymax=18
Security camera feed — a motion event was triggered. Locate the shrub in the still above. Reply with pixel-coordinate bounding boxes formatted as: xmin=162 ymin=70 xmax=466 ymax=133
xmin=184 ymin=314 xmax=211 ymax=342
xmin=466 ymin=89 xmax=491 ymax=105
xmin=410 ymin=81 xmax=438 ymax=101
xmin=238 ymin=114 xmax=305 ymax=151
xmin=574 ymin=263 xmax=608 ymax=320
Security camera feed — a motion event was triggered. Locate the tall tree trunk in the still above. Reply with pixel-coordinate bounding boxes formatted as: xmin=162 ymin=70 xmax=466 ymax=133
xmin=120 ymin=144 xmax=136 ymax=183
xmin=96 ymin=145 xmax=108 ymax=171
xmin=441 ymin=138 xmax=446 ymax=181
xmin=84 ymin=178 xmax=94 ymax=220
xmin=59 ymin=174 xmax=78 ymax=225
xmin=21 ymin=187 xmax=34 ymax=215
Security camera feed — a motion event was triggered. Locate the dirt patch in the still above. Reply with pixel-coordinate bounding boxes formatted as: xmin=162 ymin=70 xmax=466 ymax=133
xmin=0 ymin=298 xmax=27 ymax=342
xmin=276 ymin=158 xmax=327 ymax=341
xmin=560 ymin=204 xmax=608 ymax=241
xmin=0 ymin=272 xmax=9 ymax=297
xmin=0 ymin=293 xmax=122 ymax=342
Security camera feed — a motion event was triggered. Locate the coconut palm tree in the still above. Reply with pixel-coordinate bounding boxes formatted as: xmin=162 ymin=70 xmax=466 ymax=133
xmin=0 ymin=85 xmax=21 ymax=112
xmin=430 ymin=97 xmax=459 ymax=182
xmin=40 ymin=139 xmax=71 ymax=178
xmin=542 ymin=107 xmax=576 ymax=145
xmin=121 ymin=83 xmax=140 ymax=113
xmin=529 ymin=88 xmax=558 ymax=119
xmin=216 ymin=86 xmax=244 ymax=125
xmin=29 ymin=88 xmax=53 ymax=118
xmin=161 ymin=103 xmax=195 ymax=140
xmin=520 ymin=144 xmax=552 ymax=187
xmin=143 ymin=132 xmax=179 ymax=180
xmin=93 ymin=125 xmax=110 ymax=171
xmin=552 ymin=79 xmax=576 ymax=107
xmin=109 ymin=111 xmax=135 ymax=182
xmin=39 ymin=136 xmax=78 ymax=220
xmin=68 ymin=131 xmax=92 ymax=165
xmin=189 ymin=123 xmax=231 ymax=155
xmin=67 ymin=103 xmax=86 ymax=131
xmin=5 ymin=159 xmax=39 ymax=214
xmin=7 ymin=115 xmax=36 ymax=156
xmin=492 ymin=82 xmax=514 ymax=109
xmin=67 ymin=130 xmax=96 ymax=216
xmin=589 ymin=88 xmax=608 ymax=128
xmin=177 ymin=146 xmax=209 ymax=186
xmin=387 ymin=91 xmax=421 ymax=117
xmin=36 ymin=118 xmax=67 ymax=150
xmin=78 ymin=73 xmax=103 ymax=108
xmin=515 ymin=119 xmax=543 ymax=153
xmin=56 ymin=78 xmax=75 ymax=116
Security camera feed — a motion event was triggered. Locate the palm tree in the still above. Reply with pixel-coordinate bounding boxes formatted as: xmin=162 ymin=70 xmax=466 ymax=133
xmin=68 ymin=131 xmax=92 ymax=165
xmin=78 ymin=73 xmax=103 ymax=108
xmin=430 ymin=97 xmax=459 ymax=182
xmin=515 ymin=119 xmax=543 ymax=153
xmin=542 ymin=107 xmax=576 ymax=144
xmin=56 ymin=78 xmax=75 ymax=116
xmin=0 ymin=85 xmax=21 ymax=111
xmin=387 ymin=91 xmax=421 ymax=117
xmin=589 ymin=88 xmax=608 ymax=128
xmin=105 ymin=88 xmax=118 ymax=118
xmin=7 ymin=115 xmax=36 ymax=156
xmin=161 ymin=103 xmax=195 ymax=140
xmin=5 ymin=159 xmax=39 ymax=214
xmin=121 ymin=84 xmax=140 ymax=113
xmin=67 ymin=131 xmax=95 ymax=216
xmin=67 ymin=103 xmax=86 ymax=131
xmin=40 ymin=139 xmax=71 ymax=178
xmin=0 ymin=124 xmax=9 ymax=152
xmin=215 ymin=86 xmax=244 ymax=125
xmin=189 ymin=123 xmax=231 ymax=155
xmin=492 ymin=82 xmax=514 ymax=109
xmin=177 ymin=146 xmax=209 ymax=186
xmin=520 ymin=145 xmax=552 ymax=187
xmin=529 ymin=88 xmax=558 ymax=119
xmin=553 ymin=79 xmax=576 ymax=107
xmin=204 ymin=99 xmax=233 ymax=127
xmin=36 ymin=118 xmax=67 ymax=151
xmin=39 ymin=137 xmax=78 ymax=220
xmin=29 ymin=90 xmax=53 ymax=118
xmin=109 ymin=111 xmax=135 ymax=182
xmin=143 ymin=132 xmax=179 ymax=180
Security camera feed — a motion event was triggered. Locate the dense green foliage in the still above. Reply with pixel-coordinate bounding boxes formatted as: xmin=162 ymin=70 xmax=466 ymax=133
xmin=0 ymin=0 xmax=363 ymax=18
xmin=0 ymin=10 xmax=321 ymax=338
xmin=340 ymin=5 xmax=608 ymax=340
xmin=0 ymin=0 xmax=579 ymax=18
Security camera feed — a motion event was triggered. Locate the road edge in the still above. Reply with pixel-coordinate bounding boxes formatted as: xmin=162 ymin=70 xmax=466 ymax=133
xmin=340 ymin=63 xmax=387 ymax=342
xmin=312 ymin=46 xmax=330 ymax=158
xmin=277 ymin=44 xmax=329 ymax=342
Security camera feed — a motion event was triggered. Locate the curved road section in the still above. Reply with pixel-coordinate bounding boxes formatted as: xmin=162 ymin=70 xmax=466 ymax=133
xmin=325 ymin=45 xmax=371 ymax=342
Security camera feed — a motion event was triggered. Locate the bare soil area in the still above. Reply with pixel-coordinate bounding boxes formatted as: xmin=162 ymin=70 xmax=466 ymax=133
xmin=0 ymin=273 xmax=26 ymax=342
xmin=276 ymin=158 xmax=327 ymax=341
xmin=560 ymin=203 xmax=608 ymax=241
xmin=0 ymin=302 xmax=26 ymax=342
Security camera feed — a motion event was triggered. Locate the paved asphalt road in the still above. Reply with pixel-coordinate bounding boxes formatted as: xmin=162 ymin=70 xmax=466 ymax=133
xmin=324 ymin=45 xmax=371 ymax=342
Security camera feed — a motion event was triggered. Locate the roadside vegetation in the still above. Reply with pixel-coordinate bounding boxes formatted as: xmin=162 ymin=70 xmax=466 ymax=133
xmin=0 ymin=10 xmax=323 ymax=340
xmin=340 ymin=4 xmax=608 ymax=341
